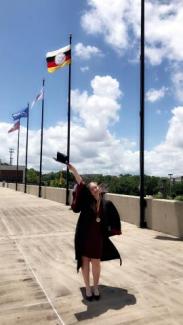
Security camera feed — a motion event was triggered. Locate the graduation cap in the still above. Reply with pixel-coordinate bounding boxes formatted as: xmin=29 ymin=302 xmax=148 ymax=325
xmin=53 ymin=152 xmax=69 ymax=164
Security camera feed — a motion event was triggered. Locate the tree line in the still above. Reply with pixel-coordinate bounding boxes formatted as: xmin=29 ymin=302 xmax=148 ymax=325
xmin=27 ymin=168 xmax=183 ymax=200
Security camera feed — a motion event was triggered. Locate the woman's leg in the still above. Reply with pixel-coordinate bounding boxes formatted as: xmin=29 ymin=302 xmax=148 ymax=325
xmin=91 ymin=258 xmax=101 ymax=294
xmin=81 ymin=256 xmax=92 ymax=295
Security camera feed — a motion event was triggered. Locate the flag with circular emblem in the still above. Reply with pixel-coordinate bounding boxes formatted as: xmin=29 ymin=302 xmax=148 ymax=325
xmin=46 ymin=45 xmax=71 ymax=73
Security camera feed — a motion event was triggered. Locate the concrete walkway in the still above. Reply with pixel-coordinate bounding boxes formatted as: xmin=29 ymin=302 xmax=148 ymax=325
xmin=0 ymin=187 xmax=182 ymax=325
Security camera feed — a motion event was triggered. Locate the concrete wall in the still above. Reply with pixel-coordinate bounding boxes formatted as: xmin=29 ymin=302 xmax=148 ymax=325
xmin=106 ymin=193 xmax=140 ymax=225
xmin=0 ymin=182 xmax=183 ymax=238
xmin=42 ymin=186 xmax=66 ymax=203
xmin=1 ymin=183 xmax=67 ymax=203
xmin=7 ymin=183 xmax=16 ymax=190
xmin=146 ymin=198 xmax=183 ymax=238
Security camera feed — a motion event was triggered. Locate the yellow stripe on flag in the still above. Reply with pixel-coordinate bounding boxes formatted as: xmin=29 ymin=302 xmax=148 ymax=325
xmin=47 ymin=59 xmax=71 ymax=73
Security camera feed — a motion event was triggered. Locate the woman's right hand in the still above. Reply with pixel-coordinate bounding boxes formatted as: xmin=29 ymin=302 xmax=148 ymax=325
xmin=68 ymin=163 xmax=83 ymax=184
xmin=68 ymin=163 xmax=76 ymax=173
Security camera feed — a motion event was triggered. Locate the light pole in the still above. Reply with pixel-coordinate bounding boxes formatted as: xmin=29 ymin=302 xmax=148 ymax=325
xmin=168 ymin=173 xmax=173 ymax=198
xmin=139 ymin=0 xmax=147 ymax=228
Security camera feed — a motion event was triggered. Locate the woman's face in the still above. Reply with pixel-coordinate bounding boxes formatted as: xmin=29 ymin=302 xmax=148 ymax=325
xmin=88 ymin=182 xmax=100 ymax=199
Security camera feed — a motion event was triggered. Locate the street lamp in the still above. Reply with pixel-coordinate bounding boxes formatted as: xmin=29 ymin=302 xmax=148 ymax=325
xmin=168 ymin=173 xmax=173 ymax=198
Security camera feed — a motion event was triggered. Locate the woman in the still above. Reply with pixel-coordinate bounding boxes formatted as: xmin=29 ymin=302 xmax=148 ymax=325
xmin=68 ymin=163 xmax=122 ymax=301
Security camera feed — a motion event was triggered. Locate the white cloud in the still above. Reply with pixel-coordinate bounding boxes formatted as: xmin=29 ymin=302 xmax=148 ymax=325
xmin=74 ymin=42 xmax=102 ymax=60
xmin=145 ymin=0 xmax=183 ymax=65
xmin=71 ymin=75 xmax=122 ymax=132
xmin=145 ymin=107 xmax=183 ymax=176
xmin=0 ymin=76 xmax=126 ymax=175
xmin=81 ymin=0 xmax=183 ymax=65
xmin=81 ymin=0 xmax=130 ymax=54
xmin=146 ymin=87 xmax=168 ymax=103
xmin=80 ymin=66 xmax=89 ymax=72
xmin=171 ymin=71 xmax=183 ymax=102
xmin=145 ymin=46 xmax=166 ymax=66
xmin=1 ymin=77 xmax=183 ymax=177
xmin=165 ymin=106 xmax=183 ymax=148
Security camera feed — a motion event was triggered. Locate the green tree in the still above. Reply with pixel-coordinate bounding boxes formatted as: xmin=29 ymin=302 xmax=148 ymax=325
xmin=172 ymin=182 xmax=183 ymax=196
xmin=145 ymin=176 xmax=160 ymax=195
xmin=27 ymin=168 xmax=39 ymax=184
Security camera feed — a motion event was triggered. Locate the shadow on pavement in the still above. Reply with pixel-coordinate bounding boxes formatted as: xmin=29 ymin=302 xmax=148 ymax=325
xmin=155 ymin=235 xmax=183 ymax=241
xmin=75 ymin=285 xmax=136 ymax=321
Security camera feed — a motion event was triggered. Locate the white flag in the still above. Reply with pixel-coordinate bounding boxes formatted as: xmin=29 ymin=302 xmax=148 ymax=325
xmin=31 ymin=87 xmax=44 ymax=109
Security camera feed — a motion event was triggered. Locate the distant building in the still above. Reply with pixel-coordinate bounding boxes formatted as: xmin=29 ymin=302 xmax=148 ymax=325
xmin=0 ymin=165 xmax=25 ymax=183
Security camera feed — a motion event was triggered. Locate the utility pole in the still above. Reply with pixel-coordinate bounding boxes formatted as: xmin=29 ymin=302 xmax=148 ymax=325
xmin=9 ymin=148 xmax=14 ymax=165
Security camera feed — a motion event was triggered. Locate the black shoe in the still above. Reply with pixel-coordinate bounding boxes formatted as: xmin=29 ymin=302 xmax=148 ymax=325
xmin=85 ymin=288 xmax=93 ymax=301
xmin=85 ymin=294 xmax=93 ymax=301
xmin=93 ymin=287 xmax=101 ymax=300
xmin=93 ymin=293 xmax=100 ymax=301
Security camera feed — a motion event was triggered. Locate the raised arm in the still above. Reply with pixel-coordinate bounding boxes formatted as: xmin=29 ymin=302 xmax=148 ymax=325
xmin=68 ymin=163 xmax=84 ymax=212
xmin=68 ymin=163 xmax=83 ymax=184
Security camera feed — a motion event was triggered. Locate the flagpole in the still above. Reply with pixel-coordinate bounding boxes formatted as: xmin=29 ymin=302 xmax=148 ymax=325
xmin=24 ymin=103 xmax=29 ymax=193
xmin=140 ymin=0 xmax=147 ymax=228
xmin=38 ymin=79 xmax=45 ymax=198
xmin=16 ymin=121 xmax=20 ymax=191
xmin=66 ymin=34 xmax=72 ymax=205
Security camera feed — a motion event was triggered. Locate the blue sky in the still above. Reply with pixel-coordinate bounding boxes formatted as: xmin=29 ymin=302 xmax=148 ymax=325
xmin=0 ymin=0 xmax=183 ymax=176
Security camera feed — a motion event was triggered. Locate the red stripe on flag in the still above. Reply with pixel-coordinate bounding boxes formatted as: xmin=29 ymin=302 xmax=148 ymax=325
xmin=47 ymin=53 xmax=71 ymax=68
xmin=8 ymin=121 xmax=20 ymax=133
xmin=47 ymin=61 xmax=57 ymax=68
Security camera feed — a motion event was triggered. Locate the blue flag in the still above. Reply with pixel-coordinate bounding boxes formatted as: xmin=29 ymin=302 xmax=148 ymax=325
xmin=12 ymin=107 xmax=28 ymax=121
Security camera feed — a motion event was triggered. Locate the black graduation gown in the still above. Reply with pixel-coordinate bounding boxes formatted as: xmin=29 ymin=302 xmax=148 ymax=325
xmin=71 ymin=182 xmax=122 ymax=272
